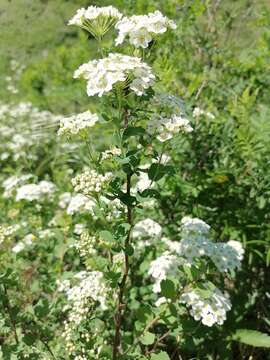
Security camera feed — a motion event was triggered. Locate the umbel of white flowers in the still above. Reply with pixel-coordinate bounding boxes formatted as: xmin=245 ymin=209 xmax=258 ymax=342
xmin=73 ymin=53 xmax=155 ymax=97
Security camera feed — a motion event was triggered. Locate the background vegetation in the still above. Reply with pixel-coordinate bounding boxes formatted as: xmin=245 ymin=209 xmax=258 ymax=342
xmin=0 ymin=0 xmax=270 ymax=359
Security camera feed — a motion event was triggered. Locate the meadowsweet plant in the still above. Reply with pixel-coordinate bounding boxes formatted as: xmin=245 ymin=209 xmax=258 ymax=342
xmin=55 ymin=5 xmax=245 ymax=359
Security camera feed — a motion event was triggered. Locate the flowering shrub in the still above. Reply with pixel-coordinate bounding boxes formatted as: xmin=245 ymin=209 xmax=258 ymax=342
xmin=1 ymin=2 xmax=270 ymax=359
xmin=53 ymin=5 xmax=244 ymax=359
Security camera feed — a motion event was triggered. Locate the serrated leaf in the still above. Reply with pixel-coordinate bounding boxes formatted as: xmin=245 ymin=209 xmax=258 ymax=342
xmin=140 ymin=331 xmax=155 ymax=345
xmin=231 ymin=329 xmax=270 ymax=348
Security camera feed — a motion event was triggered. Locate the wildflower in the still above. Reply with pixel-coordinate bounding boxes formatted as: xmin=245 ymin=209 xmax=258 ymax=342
xmin=72 ymin=169 xmax=113 ymax=196
xmin=68 ymin=6 xmax=122 ymax=38
xmin=58 ymin=111 xmax=98 ymax=137
xmin=180 ymin=284 xmax=231 ymax=326
xmin=66 ymin=194 xmax=96 ymax=216
xmin=132 ymin=218 xmax=162 ymax=239
xmin=100 ymin=147 xmax=121 ymax=161
xmin=74 ymin=53 xmax=155 ymax=97
xmin=148 ymin=252 xmax=181 ymax=292
xmin=115 ymin=11 xmax=176 ymax=48
xmin=16 ymin=181 xmax=56 ymax=202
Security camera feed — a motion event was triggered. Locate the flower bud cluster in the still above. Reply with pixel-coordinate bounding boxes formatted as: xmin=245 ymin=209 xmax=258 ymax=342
xmin=115 ymin=11 xmax=176 ymax=48
xmin=101 ymin=147 xmax=121 ymax=161
xmin=73 ymin=231 xmax=97 ymax=258
xmin=58 ymin=111 xmax=98 ymax=137
xmin=74 ymin=53 xmax=155 ymax=97
xmin=72 ymin=170 xmax=113 ymax=196
xmin=0 ymin=224 xmax=20 ymax=244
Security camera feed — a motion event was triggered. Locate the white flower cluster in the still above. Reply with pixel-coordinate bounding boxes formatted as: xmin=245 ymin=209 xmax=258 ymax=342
xmin=58 ymin=192 xmax=72 ymax=209
xmin=58 ymin=271 xmax=108 ymax=356
xmin=148 ymin=252 xmax=181 ymax=293
xmin=16 ymin=181 xmax=56 ymax=202
xmin=2 ymin=174 xmax=33 ymax=198
xmin=99 ymin=196 xmax=124 ymax=222
xmin=132 ymin=171 xmax=152 ymax=193
xmin=58 ymin=111 xmax=98 ymax=137
xmin=0 ymin=102 xmax=62 ymax=161
xmin=177 ymin=217 xmax=244 ymax=272
xmin=132 ymin=218 xmax=162 ymax=239
xmin=73 ymin=232 xmax=97 ymax=257
xmin=115 ymin=10 xmax=176 ymax=48
xmin=12 ymin=233 xmax=35 ymax=254
xmin=61 ymin=271 xmax=107 ymax=325
xmin=72 ymin=170 xmax=113 ymax=196
xmin=180 ymin=284 xmax=231 ymax=326
xmin=211 ymin=240 xmax=245 ymax=273
xmin=101 ymin=147 xmax=121 ymax=161
xmin=68 ymin=6 xmax=122 ymax=28
xmin=66 ymin=194 xmax=97 ymax=217
xmin=0 ymin=224 xmax=20 ymax=244
xmin=149 ymin=114 xmax=193 ymax=142
xmin=74 ymin=53 xmax=155 ymax=97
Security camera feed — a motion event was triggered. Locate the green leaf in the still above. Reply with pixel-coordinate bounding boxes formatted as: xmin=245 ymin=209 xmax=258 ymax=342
xmin=231 ymin=329 xmax=270 ymax=348
xmin=123 ymin=126 xmax=145 ymax=139
xmin=148 ymin=164 xmax=174 ymax=181
xmin=160 ymin=279 xmax=176 ymax=299
xmin=150 ymin=351 xmax=170 ymax=360
xmin=34 ymin=298 xmax=50 ymax=318
xmin=99 ymin=230 xmax=114 ymax=243
xmin=23 ymin=333 xmax=36 ymax=346
xmin=140 ymin=331 xmax=155 ymax=345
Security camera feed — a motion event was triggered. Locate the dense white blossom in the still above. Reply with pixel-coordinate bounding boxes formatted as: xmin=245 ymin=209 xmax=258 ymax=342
xmin=132 ymin=218 xmax=162 ymax=239
xmin=74 ymin=53 xmax=155 ymax=97
xmin=210 ymin=240 xmax=244 ymax=273
xmin=16 ymin=181 xmax=56 ymax=202
xmin=2 ymin=174 xmax=33 ymax=198
xmin=68 ymin=6 xmax=122 ymax=37
xmin=66 ymin=194 xmax=96 ymax=216
xmin=58 ymin=111 xmax=98 ymax=136
xmin=180 ymin=284 xmax=231 ymax=326
xmin=58 ymin=192 xmax=72 ymax=209
xmin=115 ymin=11 xmax=176 ymax=48
xmin=60 ymin=271 xmax=107 ymax=325
xmin=181 ymin=216 xmax=211 ymax=235
xmin=72 ymin=169 xmax=113 ymax=196
xmin=73 ymin=232 xmax=97 ymax=257
xmin=148 ymin=252 xmax=181 ymax=292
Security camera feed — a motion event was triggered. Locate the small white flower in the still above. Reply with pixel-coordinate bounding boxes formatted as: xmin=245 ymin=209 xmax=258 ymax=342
xmin=115 ymin=11 xmax=176 ymax=48
xmin=58 ymin=111 xmax=98 ymax=137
